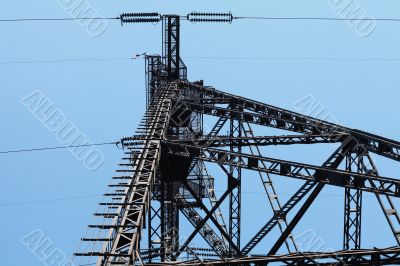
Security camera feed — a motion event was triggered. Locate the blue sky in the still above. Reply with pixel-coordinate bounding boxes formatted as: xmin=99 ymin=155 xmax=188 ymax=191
xmin=1 ymin=1 xmax=400 ymax=265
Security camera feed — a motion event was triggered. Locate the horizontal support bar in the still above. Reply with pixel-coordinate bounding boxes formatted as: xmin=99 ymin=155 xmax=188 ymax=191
xmin=162 ymin=141 xmax=400 ymax=197
xmin=181 ymin=81 xmax=400 ymax=163
xmin=145 ymin=246 xmax=400 ymax=265
xmin=169 ymin=133 xmax=346 ymax=147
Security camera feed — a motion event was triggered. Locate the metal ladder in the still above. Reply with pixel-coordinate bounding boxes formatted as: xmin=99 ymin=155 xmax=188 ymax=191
xmin=241 ymin=122 xmax=298 ymax=253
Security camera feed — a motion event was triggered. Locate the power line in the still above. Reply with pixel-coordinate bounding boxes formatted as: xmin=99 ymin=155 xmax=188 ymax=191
xmin=234 ymin=16 xmax=400 ymax=22
xmin=2 ymin=56 xmax=400 ymax=66
xmin=0 ymin=17 xmax=119 ymax=22
xmin=0 ymin=54 xmax=145 ymax=65
xmin=0 ymin=57 xmax=137 ymax=65
xmin=215 ymin=190 xmax=377 ymax=197
xmin=0 ymin=142 xmax=119 ymax=155
xmin=0 ymin=191 xmax=376 ymax=208
xmin=185 ymin=56 xmax=400 ymax=62
xmin=0 ymin=195 xmax=102 ymax=207
xmin=1 ymin=15 xmax=400 ymax=23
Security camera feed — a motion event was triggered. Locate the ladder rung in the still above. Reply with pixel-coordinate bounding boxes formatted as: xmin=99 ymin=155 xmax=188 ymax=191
xmin=88 ymin=224 xmax=138 ymax=229
xmin=81 ymin=238 xmax=110 ymax=241
xmin=74 ymin=252 xmax=130 ymax=257
xmin=94 ymin=214 xmax=118 ymax=218
xmin=104 ymin=193 xmax=126 ymax=196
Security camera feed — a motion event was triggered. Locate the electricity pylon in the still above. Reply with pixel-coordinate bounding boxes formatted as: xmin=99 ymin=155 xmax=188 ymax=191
xmin=74 ymin=12 xmax=400 ymax=266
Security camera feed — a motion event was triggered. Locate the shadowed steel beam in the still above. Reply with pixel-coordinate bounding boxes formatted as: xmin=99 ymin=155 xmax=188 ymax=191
xmin=177 ymin=193 xmax=229 ymax=258
xmin=201 ymin=161 xmax=229 ymax=238
xmin=183 ymin=180 xmax=242 ymax=256
xmin=144 ymin=246 xmax=400 ymax=265
xmin=161 ymin=141 xmax=400 ymax=197
xmin=241 ymin=122 xmax=297 ymax=253
xmin=175 ymin=179 xmax=240 ymax=258
xmin=181 ymin=81 xmax=400 ymax=163
xmin=363 ymin=154 xmax=400 ymax=246
xmin=168 ymin=133 xmax=346 ymax=147
xmin=267 ymin=141 xmax=354 ymax=256
xmin=87 ymin=83 xmax=176 ymax=265
xmin=229 ymin=105 xmax=242 ymax=254
xmin=343 ymin=151 xmax=363 ymax=250
xmin=241 ymin=180 xmax=316 ymax=255
xmin=268 ymin=182 xmax=325 ymax=256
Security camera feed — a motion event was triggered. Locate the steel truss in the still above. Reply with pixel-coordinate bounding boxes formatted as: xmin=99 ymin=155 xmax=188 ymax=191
xmin=145 ymin=247 xmax=400 ymax=266
xmin=74 ymin=14 xmax=400 ymax=266
xmin=229 ymin=105 xmax=242 ymax=255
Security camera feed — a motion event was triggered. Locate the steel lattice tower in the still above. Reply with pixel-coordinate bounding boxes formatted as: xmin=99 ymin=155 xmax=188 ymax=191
xmin=74 ymin=13 xmax=400 ymax=266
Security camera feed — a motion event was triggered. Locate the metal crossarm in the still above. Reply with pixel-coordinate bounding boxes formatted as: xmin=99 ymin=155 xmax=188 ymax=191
xmin=181 ymin=82 xmax=400 ymax=162
xmin=145 ymin=247 xmax=400 ymax=265
xmin=169 ymin=133 xmax=346 ymax=147
xmin=161 ymin=141 xmax=400 ymax=197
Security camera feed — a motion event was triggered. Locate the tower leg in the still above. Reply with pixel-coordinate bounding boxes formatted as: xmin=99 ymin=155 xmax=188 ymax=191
xmin=229 ymin=105 xmax=242 ymax=255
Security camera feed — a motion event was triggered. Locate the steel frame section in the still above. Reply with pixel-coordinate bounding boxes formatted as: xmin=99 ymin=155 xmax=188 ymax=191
xmin=228 ymin=104 xmax=242 ymax=254
xmin=343 ymin=151 xmax=363 ymax=250
xmin=161 ymin=141 xmax=400 ymax=197
xmin=174 ymin=179 xmax=241 ymax=258
xmin=104 ymin=83 xmax=175 ymax=265
xmin=169 ymin=133 xmax=346 ymax=148
xmin=145 ymin=247 xmax=400 ymax=265
xmin=364 ymin=154 xmax=400 ymax=246
xmin=180 ymin=81 xmax=400 ymax=163
xmin=241 ymin=122 xmax=297 ymax=254
xmin=176 ymin=193 xmax=229 ymax=258
xmin=162 ymin=16 xmax=180 ymax=80
xmin=248 ymin=140 xmax=355 ymax=255
xmin=75 ymin=82 xmax=177 ymax=265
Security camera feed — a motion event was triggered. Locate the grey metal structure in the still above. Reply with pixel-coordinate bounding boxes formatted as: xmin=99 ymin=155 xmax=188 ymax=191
xmin=74 ymin=13 xmax=400 ymax=266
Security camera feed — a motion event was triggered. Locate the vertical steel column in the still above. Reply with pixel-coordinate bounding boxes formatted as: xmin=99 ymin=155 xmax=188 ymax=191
xmin=160 ymin=175 xmax=167 ymax=262
xmin=166 ymin=182 xmax=180 ymax=261
xmin=148 ymin=175 xmax=162 ymax=262
xmin=159 ymin=15 xmax=183 ymax=261
xmin=145 ymin=55 xmax=163 ymax=262
xmin=157 ymin=173 xmax=180 ymax=262
xmin=229 ymin=104 xmax=242 ymax=255
xmin=145 ymin=55 xmax=162 ymax=108
xmin=163 ymin=15 xmax=180 ymax=80
xmin=343 ymin=151 xmax=363 ymax=250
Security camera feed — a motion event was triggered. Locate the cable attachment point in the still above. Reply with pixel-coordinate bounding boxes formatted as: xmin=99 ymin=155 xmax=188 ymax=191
xmin=120 ymin=13 xmax=162 ymax=25
xmin=120 ymin=135 xmax=149 ymax=148
xmin=187 ymin=12 xmax=233 ymax=23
